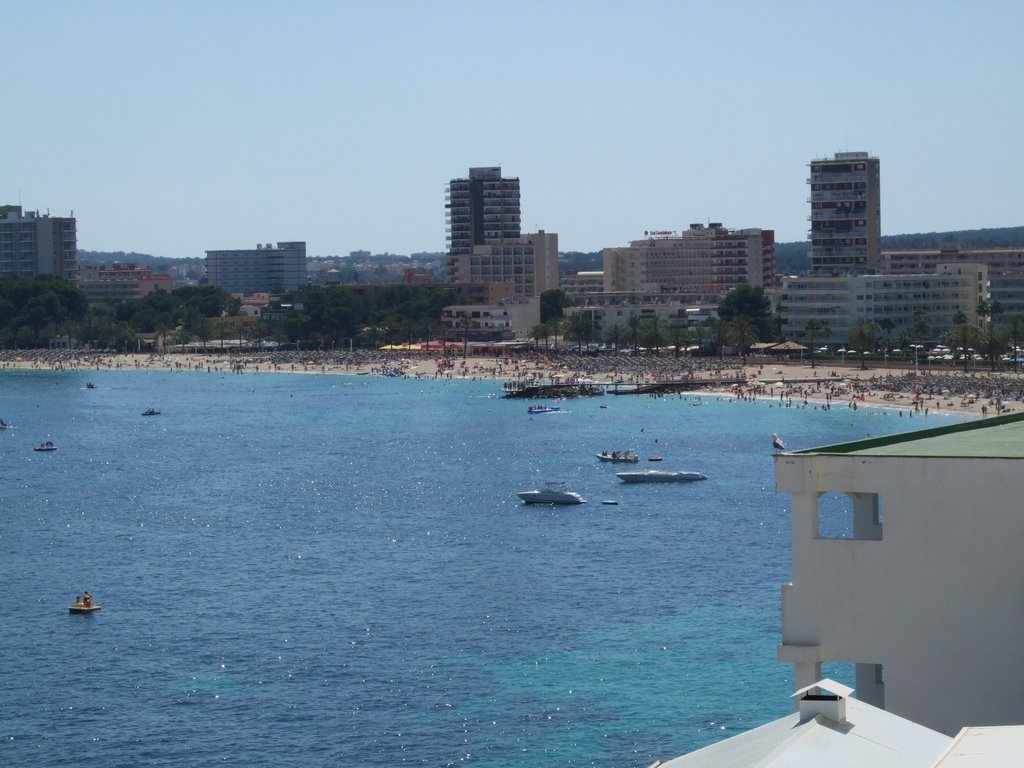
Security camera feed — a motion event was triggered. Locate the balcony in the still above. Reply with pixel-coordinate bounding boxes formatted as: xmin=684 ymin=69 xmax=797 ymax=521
xmin=807 ymin=190 xmax=867 ymax=203
xmin=809 ymin=209 xmax=864 ymax=222
xmin=807 ymin=171 xmax=868 ymax=183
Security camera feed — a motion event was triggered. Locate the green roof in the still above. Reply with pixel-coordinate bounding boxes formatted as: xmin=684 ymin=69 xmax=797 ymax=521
xmin=791 ymin=411 xmax=1024 ymax=458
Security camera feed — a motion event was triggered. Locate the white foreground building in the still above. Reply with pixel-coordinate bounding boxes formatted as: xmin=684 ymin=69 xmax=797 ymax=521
xmin=775 ymin=413 xmax=1024 ymax=735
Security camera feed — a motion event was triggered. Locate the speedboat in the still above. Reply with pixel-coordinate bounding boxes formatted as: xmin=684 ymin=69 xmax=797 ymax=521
xmin=596 ymin=448 xmax=639 ymax=463
xmin=142 ymin=408 xmax=161 ymax=416
xmin=68 ymin=604 xmax=101 ymax=614
xmin=86 ymin=382 xmax=97 ymax=389
xmin=34 ymin=441 xmax=57 ymax=452
xmin=517 ymin=481 xmax=586 ymax=505
xmin=616 ymin=470 xmax=707 ymax=484
xmin=528 ymin=405 xmax=561 ymax=414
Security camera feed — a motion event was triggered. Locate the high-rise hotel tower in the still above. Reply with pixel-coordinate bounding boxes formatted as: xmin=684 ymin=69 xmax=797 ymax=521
xmin=808 ymin=152 xmax=881 ymax=275
xmin=445 ymin=167 xmax=521 ymax=258
xmin=444 ymin=167 xmax=558 ymax=298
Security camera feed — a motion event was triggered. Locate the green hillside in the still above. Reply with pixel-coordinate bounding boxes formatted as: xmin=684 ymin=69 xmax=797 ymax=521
xmin=776 ymin=226 xmax=1024 ymax=275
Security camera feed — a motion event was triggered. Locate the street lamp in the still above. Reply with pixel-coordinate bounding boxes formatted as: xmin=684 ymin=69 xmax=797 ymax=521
xmin=911 ymin=344 xmax=922 ymax=373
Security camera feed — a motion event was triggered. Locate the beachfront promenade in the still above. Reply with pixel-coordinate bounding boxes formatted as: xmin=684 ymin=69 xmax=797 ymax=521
xmin=2 ymin=348 xmax=1022 ymax=417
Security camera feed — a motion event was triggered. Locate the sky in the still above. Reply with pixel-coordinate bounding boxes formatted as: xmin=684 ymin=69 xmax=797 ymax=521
xmin=4 ymin=0 xmax=1023 ymax=259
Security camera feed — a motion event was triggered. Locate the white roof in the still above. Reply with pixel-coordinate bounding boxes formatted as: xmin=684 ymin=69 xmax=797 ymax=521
xmin=792 ymin=678 xmax=855 ymax=699
xmin=655 ymin=697 xmax=951 ymax=768
xmin=930 ymin=726 xmax=1024 ymax=768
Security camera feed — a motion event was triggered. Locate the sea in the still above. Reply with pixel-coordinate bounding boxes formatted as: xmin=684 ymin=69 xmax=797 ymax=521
xmin=0 ymin=368 xmax=963 ymax=767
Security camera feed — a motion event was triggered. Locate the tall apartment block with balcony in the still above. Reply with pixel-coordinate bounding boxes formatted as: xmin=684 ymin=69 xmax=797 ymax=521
xmin=444 ymin=167 xmax=557 ymax=299
xmin=808 ymin=152 xmax=881 ymax=276
xmin=446 ymin=167 xmax=521 ymax=260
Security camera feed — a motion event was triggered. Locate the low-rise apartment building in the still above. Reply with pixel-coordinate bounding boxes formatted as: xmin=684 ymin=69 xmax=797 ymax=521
xmin=441 ymin=297 xmax=540 ymax=341
xmin=78 ymin=262 xmax=172 ymax=303
xmin=779 ymin=265 xmax=985 ymax=346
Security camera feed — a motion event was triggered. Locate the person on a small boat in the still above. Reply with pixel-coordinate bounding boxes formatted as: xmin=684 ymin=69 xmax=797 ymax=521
xmin=83 ymin=592 xmax=92 ymax=607
xmin=74 ymin=595 xmax=84 ymax=607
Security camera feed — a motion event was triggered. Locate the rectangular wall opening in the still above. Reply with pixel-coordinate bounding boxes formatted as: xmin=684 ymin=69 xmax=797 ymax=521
xmin=817 ymin=491 xmax=883 ymax=540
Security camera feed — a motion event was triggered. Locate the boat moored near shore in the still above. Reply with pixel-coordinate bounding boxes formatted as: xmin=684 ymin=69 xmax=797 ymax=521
xmin=517 ymin=481 xmax=587 ymax=505
xmin=616 ymin=470 xmax=707 ymax=484
xmin=596 ymin=448 xmax=639 ymax=463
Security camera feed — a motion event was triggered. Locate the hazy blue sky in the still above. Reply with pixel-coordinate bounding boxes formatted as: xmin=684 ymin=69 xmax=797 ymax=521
xmin=5 ymin=1 xmax=1022 ymax=258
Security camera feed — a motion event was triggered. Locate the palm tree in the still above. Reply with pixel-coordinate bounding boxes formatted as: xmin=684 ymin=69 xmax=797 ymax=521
xmin=605 ymin=323 xmax=625 ymax=354
xmin=1005 ymin=314 xmax=1024 ymax=373
xmin=878 ymin=318 xmax=896 ymax=357
xmin=847 ymin=319 xmax=879 ymax=370
xmin=667 ymin=327 xmax=692 ymax=358
xmin=459 ymin=312 xmax=471 ymax=359
xmin=530 ymin=323 xmax=550 ymax=351
xmin=565 ymin=313 xmax=593 ymax=352
xmin=803 ymin=318 xmax=831 ymax=368
xmin=709 ymin=318 xmax=729 ymax=360
xmin=428 ymin=320 xmax=447 ymax=354
xmin=695 ymin=319 xmax=711 ymax=357
xmin=913 ymin=306 xmax=931 ymax=348
xmin=726 ymin=317 xmax=759 ymax=363
xmin=978 ymin=299 xmax=1004 ymax=370
xmin=642 ymin=315 xmax=663 ymax=356
xmin=547 ymin=317 xmax=562 ymax=351
xmin=626 ymin=314 xmax=643 ymax=356
xmin=951 ymin=310 xmax=978 ymax=372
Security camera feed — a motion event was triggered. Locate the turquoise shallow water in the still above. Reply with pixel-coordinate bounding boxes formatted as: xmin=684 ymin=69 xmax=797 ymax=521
xmin=0 ymin=369 xmax=959 ymax=767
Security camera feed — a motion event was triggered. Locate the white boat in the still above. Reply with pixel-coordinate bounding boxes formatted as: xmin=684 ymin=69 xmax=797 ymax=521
xmin=517 ymin=481 xmax=586 ymax=505
xmin=616 ymin=470 xmax=707 ymax=484
xmin=34 ymin=441 xmax=57 ymax=452
xmin=596 ymin=448 xmax=639 ymax=463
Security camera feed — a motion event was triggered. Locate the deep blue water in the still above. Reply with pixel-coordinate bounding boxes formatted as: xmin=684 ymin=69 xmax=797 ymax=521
xmin=0 ymin=369 xmax=960 ymax=767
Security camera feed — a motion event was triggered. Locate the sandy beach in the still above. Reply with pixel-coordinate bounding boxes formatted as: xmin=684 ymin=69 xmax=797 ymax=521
xmin=3 ymin=348 xmax=1023 ymax=419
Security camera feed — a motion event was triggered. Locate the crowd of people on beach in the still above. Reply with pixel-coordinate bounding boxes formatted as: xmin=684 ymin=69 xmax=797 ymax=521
xmin=3 ymin=347 xmax=1024 ymax=417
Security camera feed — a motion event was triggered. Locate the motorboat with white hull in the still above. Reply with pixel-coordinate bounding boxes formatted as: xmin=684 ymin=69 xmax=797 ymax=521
xmin=517 ymin=481 xmax=586 ymax=505
xmin=616 ymin=470 xmax=707 ymax=484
